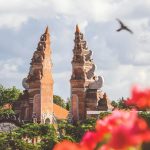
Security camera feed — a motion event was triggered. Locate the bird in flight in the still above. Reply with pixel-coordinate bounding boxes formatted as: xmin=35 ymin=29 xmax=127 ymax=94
xmin=116 ymin=19 xmax=133 ymax=34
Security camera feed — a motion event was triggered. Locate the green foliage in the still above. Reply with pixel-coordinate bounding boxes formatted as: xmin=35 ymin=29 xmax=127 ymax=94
xmin=0 ymin=107 xmax=15 ymax=117
xmin=99 ymin=112 xmax=111 ymax=119
xmin=40 ymin=136 xmax=58 ymax=150
xmin=0 ymin=132 xmax=39 ymax=150
xmin=53 ymin=95 xmax=66 ymax=108
xmin=0 ymin=85 xmax=21 ymax=106
xmin=0 ymin=123 xmax=58 ymax=150
xmin=66 ymin=98 xmax=71 ymax=111
xmin=138 ymin=111 xmax=150 ymax=126
xmin=59 ymin=135 xmax=75 ymax=142
xmin=66 ymin=102 xmax=70 ymax=111
xmin=16 ymin=123 xmax=57 ymax=138
xmin=111 ymin=100 xmax=118 ymax=108
xmin=0 ymin=113 xmax=149 ymax=149
xmin=58 ymin=118 xmax=96 ymax=142
xmin=16 ymin=123 xmax=58 ymax=149
xmin=17 ymin=123 xmax=40 ymax=138
xmin=111 ymin=98 xmax=132 ymax=110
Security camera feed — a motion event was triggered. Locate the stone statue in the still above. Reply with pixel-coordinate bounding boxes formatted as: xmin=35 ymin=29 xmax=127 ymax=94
xmin=97 ymin=93 xmax=108 ymax=111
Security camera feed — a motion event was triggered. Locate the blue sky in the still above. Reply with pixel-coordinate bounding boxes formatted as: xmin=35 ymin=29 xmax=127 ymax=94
xmin=0 ymin=0 xmax=150 ymax=101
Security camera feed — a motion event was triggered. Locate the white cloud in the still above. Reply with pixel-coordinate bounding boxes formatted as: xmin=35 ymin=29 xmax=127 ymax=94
xmin=0 ymin=58 xmax=25 ymax=88
xmin=0 ymin=0 xmax=149 ymax=29
xmin=0 ymin=14 xmax=28 ymax=29
xmin=0 ymin=0 xmax=150 ymax=101
xmin=100 ymin=64 xmax=150 ymax=100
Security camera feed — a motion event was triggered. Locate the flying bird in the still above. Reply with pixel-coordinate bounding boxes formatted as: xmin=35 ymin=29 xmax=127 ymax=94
xmin=116 ymin=19 xmax=133 ymax=34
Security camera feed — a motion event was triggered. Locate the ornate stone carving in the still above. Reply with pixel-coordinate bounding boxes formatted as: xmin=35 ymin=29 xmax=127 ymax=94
xmin=86 ymin=64 xmax=95 ymax=79
xmin=14 ymin=26 xmax=53 ymax=123
xmin=70 ymin=25 xmax=107 ymax=122
xmin=97 ymin=93 xmax=108 ymax=111
xmin=29 ymin=67 xmax=34 ymax=76
xmin=31 ymin=52 xmax=44 ymax=64
xmin=22 ymin=78 xmax=29 ymax=90
xmin=41 ymin=112 xmax=53 ymax=124
xmin=40 ymin=34 xmax=47 ymax=41
xmin=34 ymin=69 xmax=43 ymax=80
xmin=37 ymin=41 xmax=46 ymax=51
xmin=89 ymin=76 xmax=104 ymax=89
xmin=13 ymin=27 xmax=53 ymax=123
xmin=85 ymin=50 xmax=92 ymax=61
xmin=73 ymin=55 xmax=84 ymax=63
xmin=82 ymin=41 xmax=87 ymax=49
xmin=27 ymin=68 xmax=43 ymax=81
xmin=72 ymin=68 xmax=85 ymax=80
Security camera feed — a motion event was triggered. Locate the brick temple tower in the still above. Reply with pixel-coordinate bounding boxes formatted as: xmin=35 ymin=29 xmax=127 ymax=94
xmin=14 ymin=27 xmax=54 ymax=124
xmin=70 ymin=25 xmax=105 ymax=122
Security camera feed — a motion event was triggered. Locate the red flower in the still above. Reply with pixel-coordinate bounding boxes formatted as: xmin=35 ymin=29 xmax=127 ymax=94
xmin=80 ymin=131 xmax=99 ymax=150
xmin=96 ymin=110 xmax=137 ymax=131
xmin=126 ymin=86 xmax=150 ymax=109
xmin=96 ymin=110 xmax=150 ymax=149
xmin=53 ymin=110 xmax=150 ymax=150
xmin=108 ymin=124 xmax=143 ymax=149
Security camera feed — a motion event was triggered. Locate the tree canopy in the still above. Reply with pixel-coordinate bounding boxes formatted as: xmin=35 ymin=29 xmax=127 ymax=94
xmin=53 ymin=95 xmax=66 ymax=108
xmin=0 ymin=85 xmax=22 ymax=106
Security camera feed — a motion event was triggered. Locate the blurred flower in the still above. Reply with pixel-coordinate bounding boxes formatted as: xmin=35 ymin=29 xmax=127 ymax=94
xmin=96 ymin=110 xmax=150 ymax=149
xmin=126 ymin=86 xmax=150 ymax=109
xmin=53 ymin=110 xmax=150 ymax=150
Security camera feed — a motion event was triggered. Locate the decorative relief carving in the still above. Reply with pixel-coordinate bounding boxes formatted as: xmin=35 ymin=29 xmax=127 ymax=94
xmin=86 ymin=64 xmax=95 ymax=79
xmin=82 ymin=41 xmax=87 ymax=49
xmin=31 ymin=52 xmax=44 ymax=64
xmin=27 ymin=69 xmax=43 ymax=81
xmin=37 ymin=41 xmax=46 ymax=51
xmin=40 ymin=34 xmax=47 ymax=41
xmin=22 ymin=78 xmax=29 ymax=90
xmin=71 ymin=68 xmax=85 ymax=80
xmin=88 ymin=76 xmax=104 ymax=89
xmin=73 ymin=55 xmax=84 ymax=63
xmin=85 ymin=50 xmax=92 ymax=61
xmin=41 ymin=113 xmax=53 ymax=124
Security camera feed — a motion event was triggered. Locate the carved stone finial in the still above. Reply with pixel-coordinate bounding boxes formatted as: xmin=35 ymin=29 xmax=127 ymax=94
xmin=76 ymin=24 xmax=80 ymax=33
xmin=45 ymin=26 xmax=49 ymax=34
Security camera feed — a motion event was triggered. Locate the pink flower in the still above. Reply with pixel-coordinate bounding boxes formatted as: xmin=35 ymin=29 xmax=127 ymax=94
xmin=54 ymin=110 xmax=150 ymax=150
xmin=96 ymin=110 xmax=150 ymax=149
xmin=108 ymin=125 xmax=141 ymax=149
xmin=126 ymin=86 xmax=150 ymax=109
xmin=80 ymin=131 xmax=99 ymax=150
xmin=96 ymin=110 xmax=137 ymax=131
